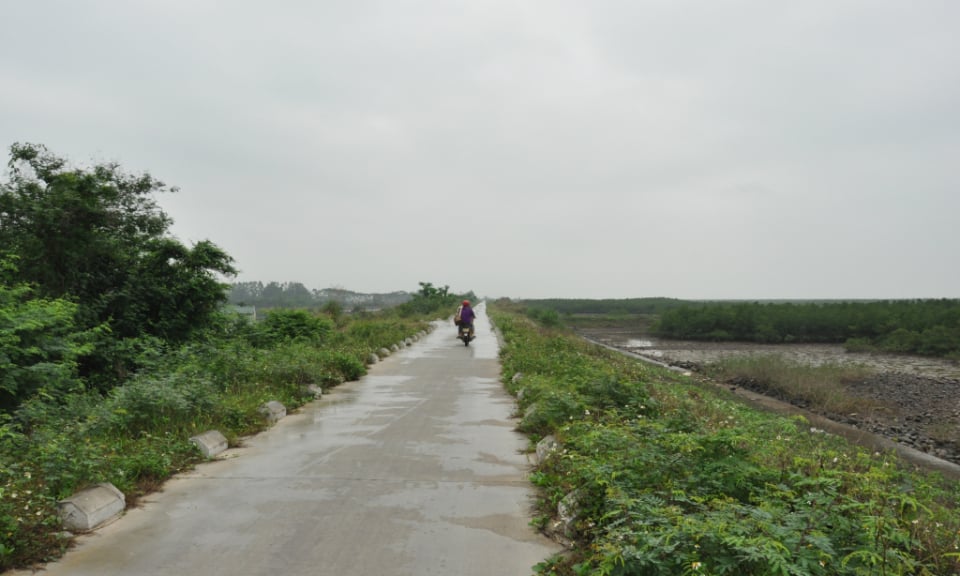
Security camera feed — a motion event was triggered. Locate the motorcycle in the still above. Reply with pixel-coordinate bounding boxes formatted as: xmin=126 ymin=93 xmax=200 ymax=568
xmin=458 ymin=323 xmax=474 ymax=346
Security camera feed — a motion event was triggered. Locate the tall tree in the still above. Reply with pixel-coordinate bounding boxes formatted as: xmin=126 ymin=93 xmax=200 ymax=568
xmin=0 ymin=143 xmax=237 ymax=386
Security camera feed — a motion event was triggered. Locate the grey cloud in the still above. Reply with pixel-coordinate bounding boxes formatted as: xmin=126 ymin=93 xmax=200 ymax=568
xmin=2 ymin=1 xmax=958 ymax=299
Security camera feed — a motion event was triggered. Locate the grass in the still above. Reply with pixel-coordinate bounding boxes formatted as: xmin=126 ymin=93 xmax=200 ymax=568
xmin=704 ymin=355 xmax=884 ymax=416
xmin=491 ymin=302 xmax=960 ymax=576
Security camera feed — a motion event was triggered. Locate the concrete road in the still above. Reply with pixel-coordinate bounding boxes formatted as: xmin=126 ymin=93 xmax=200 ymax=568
xmin=20 ymin=303 xmax=561 ymax=576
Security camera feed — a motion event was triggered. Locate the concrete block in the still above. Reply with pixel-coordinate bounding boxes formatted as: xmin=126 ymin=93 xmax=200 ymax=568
xmin=377 ymin=347 xmax=391 ymax=359
xmin=58 ymin=483 xmax=125 ymax=532
xmin=366 ymin=353 xmax=379 ymax=365
xmin=259 ymin=400 xmax=286 ymax=423
xmin=558 ymin=490 xmax=582 ymax=538
xmin=190 ymin=430 xmax=228 ymax=458
xmin=523 ymin=403 xmax=539 ymax=420
xmin=535 ymin=435 xmax=558 ymax=465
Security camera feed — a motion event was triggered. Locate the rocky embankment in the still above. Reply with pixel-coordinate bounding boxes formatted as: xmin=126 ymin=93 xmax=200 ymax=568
xmin=578 ymin=329 xmax=960 ymax=468
xmin=723 ymin=371 xmax=960 ymax=465
xmin=836 ymin=372 xmax=960 ymax=463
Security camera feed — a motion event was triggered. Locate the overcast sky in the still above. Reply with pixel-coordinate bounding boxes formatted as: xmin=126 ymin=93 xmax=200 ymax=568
xmin=2 ymin=1 xmax=958 ymax=300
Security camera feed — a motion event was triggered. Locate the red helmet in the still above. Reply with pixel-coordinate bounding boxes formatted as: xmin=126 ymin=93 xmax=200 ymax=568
xmin=462 ymin=300 xmax=470 ymax=306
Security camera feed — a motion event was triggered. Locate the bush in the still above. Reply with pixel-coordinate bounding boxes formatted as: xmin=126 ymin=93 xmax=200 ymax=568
xmin=325 ymin=351 xmax=366 ymax=382
xmin=879 ymin=328 xmax=921 ymax=353
xmin=0 ymin=277 xmax=90 ymax=410
xmin=346 ymin=318 xmax=422 ymax=351
xmin=251 ymin=309 xmax=334 ymax=347
xmin=93 ymin=375 xmax=218 ymax=436
xmin=527 ymin=308 xmax=562 ymax=328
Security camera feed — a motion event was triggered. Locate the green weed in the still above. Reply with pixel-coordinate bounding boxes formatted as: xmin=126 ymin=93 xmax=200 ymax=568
xmin=491 ymin=305 xmax=960 ymax=576
xmin=0 ymin=310 xmax=431 ymax=570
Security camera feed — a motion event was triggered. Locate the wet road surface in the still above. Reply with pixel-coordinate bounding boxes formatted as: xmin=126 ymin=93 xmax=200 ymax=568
xmin=19 ymin=304 xmax=561 ymax=575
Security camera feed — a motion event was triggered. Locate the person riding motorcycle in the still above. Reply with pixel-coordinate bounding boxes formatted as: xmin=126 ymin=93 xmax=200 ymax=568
xmin=456 ymin=300 xmax=476 ymax=339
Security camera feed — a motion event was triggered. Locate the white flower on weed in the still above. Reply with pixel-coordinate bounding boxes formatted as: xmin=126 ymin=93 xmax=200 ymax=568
xmin=691 ymin=561 xmax=702 ymax=570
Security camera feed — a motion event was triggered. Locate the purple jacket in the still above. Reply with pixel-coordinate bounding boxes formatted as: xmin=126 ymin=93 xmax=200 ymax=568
xmin=459 ymin=306 xmax=476 ymax=325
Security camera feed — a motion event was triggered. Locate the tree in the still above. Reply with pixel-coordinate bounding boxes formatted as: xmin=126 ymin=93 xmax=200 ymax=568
xmin=116 ymin=237 xmax=236 ymax=342
xmin=228 ymin=281 xmax=264 ymax=305
xmin=398 ymin=281 xmax=464 ymax=316
xmin=0 ymin=143 xmax=171 ymax=301
xmin=0 ymin=143 xmax=236 ymax=388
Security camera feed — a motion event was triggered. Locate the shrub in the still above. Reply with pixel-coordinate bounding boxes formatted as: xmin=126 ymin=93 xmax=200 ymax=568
xmin=527 ymin=308 xmax=562 ymax=328
xmin=879 ymin=328 xmax=921 ymax=353
xmin=251 ymin=309 xmax=334 ymax=347
xmin=325 ymin=351 xmax=366 ymax=382
xmin=93 ymin=375 xmax=218 ymax=436
xmin=346 ymin=318 xmax=422 ymax=351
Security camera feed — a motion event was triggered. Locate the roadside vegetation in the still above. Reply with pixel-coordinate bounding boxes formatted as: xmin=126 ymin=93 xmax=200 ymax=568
xmin=0 ymin=143 xmax=463 ymax=569
xmin=0 ymin=306 xmax=429 ymax=568
xmin=491 ymin=301 xmax=960 ymax=576
xmin=653 ymin=300 xmax=960 ymax=359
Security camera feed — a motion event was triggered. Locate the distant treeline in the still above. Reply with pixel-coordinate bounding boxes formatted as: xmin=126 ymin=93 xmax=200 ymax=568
xmin=653 ymin=299 xmax=960 ymax=357
xmin=521 ymin=297 xmax=692 ymax=316
xmin=228 ymin=281 xmax=412 ymax=310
